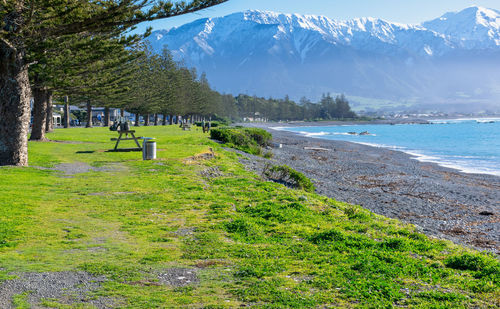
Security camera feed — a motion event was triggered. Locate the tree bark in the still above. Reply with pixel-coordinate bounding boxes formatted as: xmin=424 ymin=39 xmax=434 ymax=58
xmin=175 ymin=116 xmax=180 ymax=125
xmin=135 ymin=113 xmax=140 ymax=126
xmin=45 ymin=92 xmax=54 ymax=132
xmin=29 ymin=86 xmax=48 ymax=141
xmin=144 ymin=114 xmax=150 ymax=126
xmin=169 ymin=115 xmax=174 ymax=125
xmin=0 ymin=41 xmax=31 ymax=166
xmin=86 ymin=100 xmax=92 ymax=128
xmin=104 ymin=107 xmax=110 ymax=127
xmin=162 ymin=114 xmax=167 ymax=126
xmin=63 ymin=96 xmax=70 ymax=128
xmin=153 ymin=113 xmax=158 ymax=126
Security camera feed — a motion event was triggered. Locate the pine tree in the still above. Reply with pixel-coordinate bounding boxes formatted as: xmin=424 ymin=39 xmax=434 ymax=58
xmin=0 ymin=0 xmax=227 ymax=166
xmin=29 ymin=32 xmax=142 ymax=139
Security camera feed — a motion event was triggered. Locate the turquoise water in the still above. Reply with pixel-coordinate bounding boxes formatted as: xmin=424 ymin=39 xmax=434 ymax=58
xmin=276 ymin=118 xmax=500 ymax=176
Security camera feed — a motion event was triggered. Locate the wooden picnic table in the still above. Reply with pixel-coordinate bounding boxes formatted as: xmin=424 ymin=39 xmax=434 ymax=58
xmin=110 ymin=130 xmax=143 ymax=151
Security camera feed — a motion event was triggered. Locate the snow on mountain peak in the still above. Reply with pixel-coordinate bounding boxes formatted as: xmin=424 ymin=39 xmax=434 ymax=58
xmin=144 ymin=7 xmax=500 ymax=110
xmin=148 ymin=6 xmax=500 ymax=61
xmin=423 ymin=6 xmax=500 ymax=47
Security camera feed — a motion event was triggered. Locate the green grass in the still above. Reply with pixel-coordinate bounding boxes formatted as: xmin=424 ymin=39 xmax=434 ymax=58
xmin=0 ymin=126 xmax=498 ymax=308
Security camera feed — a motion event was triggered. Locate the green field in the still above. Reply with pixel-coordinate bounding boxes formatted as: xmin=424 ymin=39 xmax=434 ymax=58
xmin=0 ymin=126 xmax=498 ymax=308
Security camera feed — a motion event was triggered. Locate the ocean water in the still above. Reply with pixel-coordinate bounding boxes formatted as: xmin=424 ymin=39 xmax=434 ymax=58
xmin=275 ymin=118 xmax=500 ymax=176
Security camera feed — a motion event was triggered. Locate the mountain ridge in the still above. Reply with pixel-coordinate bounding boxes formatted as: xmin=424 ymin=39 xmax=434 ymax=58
xmin=147 ymin=6 xmax=500 ymax=112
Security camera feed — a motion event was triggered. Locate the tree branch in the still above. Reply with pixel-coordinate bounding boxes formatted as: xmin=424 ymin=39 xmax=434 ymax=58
xmin=40 ymin=0 xmax=228 ymax=38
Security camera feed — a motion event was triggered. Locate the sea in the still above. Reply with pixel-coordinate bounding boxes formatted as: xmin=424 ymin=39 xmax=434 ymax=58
xmin=274 ymin=118 xmax=500 ymax=177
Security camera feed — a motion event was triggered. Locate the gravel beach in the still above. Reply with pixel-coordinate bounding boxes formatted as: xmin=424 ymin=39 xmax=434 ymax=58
xmin=238 ymin=123 xmax=500 ymax=254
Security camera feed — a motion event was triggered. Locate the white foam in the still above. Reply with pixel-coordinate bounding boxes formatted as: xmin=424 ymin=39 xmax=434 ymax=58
xmin=430 ymin=117 xmax=500 ymax=124
xmin=305 ymin=131 xmax=329 ymax=136
xmin=270 ymin=126 xmax=287 ymax=131
xmin=401 ymin=151 xmax=500 ymax=176
xmin=277 ymin=125 xmax=500 ymax=177
xmin=333 ymin=132 xmax=357 ymax=136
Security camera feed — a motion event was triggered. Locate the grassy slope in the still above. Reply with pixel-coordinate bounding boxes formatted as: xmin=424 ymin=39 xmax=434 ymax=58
xmin=0 ymin=126 xmax=498 ymax=308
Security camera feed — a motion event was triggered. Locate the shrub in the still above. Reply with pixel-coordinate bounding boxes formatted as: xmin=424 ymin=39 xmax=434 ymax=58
xmin=194 ymin=121 xmax=224 ymax=127
xmin=264 ymin=164 xmax=315 ymax=193
xmin=445 ymin=253 xmax=497 ymax=273
xmin=243 ymin=128 xmax=272 ymax=147
xmin=309 ymin=229 xmax=346 ymax=244
xmin=263 ymin=151 xmax=274 ymax=159
xmin=224 ymin=218 xmax=263 ymax=242
xmin=210 ymin=121 xmax=223 ymax=128
xmin=210 ymin=127 xmax=272 ymax=155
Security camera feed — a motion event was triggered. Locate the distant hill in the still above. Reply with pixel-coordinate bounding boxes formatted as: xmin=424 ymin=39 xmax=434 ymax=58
xmin=147 ymin=6 xmax=500 ymax=113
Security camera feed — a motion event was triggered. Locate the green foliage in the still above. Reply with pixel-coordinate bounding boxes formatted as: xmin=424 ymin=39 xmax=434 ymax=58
xmin=234 ymin=93 xmax=357 ymax=122
xmin=209 ymin=121 xmax=225 ymax=128
xmin=71 ymin=110 xmax=87 ymax=124
xmin=194 ymin=121 xmax=224 ymax=128
xmin=0 ymin=221 xmax=19 ymax=248
xmin=445 ymin=253 xmax=491 ymax=271
xmin=319 ymin=93 xmax=357 ymax=119
xmin=210 ymin=127 xmax=271 ymax=155
xmin=264 ymin=164 xmax=315 ymax=193
xmin=445 ymin=252 xmax=499 ymax=282
xmin=12 ymin=293 xmax=30 ymax=309
xmin=263 ymin=151 xmax=274 ymax=159
xmin=0 ymin=126 xmax=497 ymax=307
xmin=244 ymin=128 xmax=272 ymax=146
xmin=309 ymin=228 xmax=346 ymax=244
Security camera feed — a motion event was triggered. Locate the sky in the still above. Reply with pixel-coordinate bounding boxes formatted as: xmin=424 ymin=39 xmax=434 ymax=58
xmin=132 ymin=0 xmax=500 ymax=34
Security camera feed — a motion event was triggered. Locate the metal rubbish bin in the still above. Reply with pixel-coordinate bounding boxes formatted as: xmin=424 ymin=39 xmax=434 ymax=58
xmin=142 ymin=138 xmax=156 ymax=160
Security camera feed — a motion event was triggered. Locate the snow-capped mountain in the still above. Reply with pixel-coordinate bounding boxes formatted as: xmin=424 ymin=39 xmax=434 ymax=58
xmin=423 ymin=6 xmax=500 ymax=49
xmin=147 ymin=7 xmax=500 ymax=112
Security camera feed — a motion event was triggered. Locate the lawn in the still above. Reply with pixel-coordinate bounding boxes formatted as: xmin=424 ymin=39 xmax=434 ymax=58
xmin=0 ymin=126 xmax=498 ymax=308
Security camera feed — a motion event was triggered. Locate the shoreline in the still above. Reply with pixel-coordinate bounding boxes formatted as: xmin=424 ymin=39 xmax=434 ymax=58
xmin=270 ymin=122 xmax=500 ymax=177
xmin=238 ymin=122 xmax=500 ymax=254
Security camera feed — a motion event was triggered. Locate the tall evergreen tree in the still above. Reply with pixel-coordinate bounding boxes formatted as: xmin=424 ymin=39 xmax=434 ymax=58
xmin=0 ymin=0 xmax=227 ymax=166
xmin=29 ymin=32 xmax=142 ymax=139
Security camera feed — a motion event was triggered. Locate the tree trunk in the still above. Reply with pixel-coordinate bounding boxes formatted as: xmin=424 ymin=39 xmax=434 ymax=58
xmin=29 ymin=87 xmax=48 ymax=141
xmin=175 ymin=116 xmax=179 ymax=125
xmin=144 ymin=114 xmax=150 ymax=126
xmin=162 ymin=114 xmax=167 ymax=126
xmin=63 ymin=97 xmax=70 ymax=128
xmin=0 ymin=42 xmax=31 ymax=166
xmin=45 ymin=92 xmax=54 ymax=132
xmin=104 ymin=107 xmax=110 ymax=127
xmin=169 ymin=115 xmax=174 ymax=125
xmin=135 ymin=113 xmax=140 ymax=126
xmin=86 ymin=101 xmax=92 ymax=128
xmin=154 ymin=113 xmax=159 ymax=126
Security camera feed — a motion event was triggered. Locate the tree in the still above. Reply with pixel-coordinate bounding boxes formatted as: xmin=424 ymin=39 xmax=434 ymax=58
xmin=335 ymin=94 xmax=355 ymax=119
xmin=29 ymin=32 xmax=142 ymax=139
xmin=0 ymin=0 xmax=228 ymax=166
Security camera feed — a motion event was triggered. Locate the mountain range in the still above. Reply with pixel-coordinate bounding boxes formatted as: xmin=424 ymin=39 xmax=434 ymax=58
xmin=147 ymin=6 xmax=500 ymax=113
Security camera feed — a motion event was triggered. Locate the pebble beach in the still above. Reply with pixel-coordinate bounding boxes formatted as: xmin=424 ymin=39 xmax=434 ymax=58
xmin=239 ymin=123 xmax=500 ymax=254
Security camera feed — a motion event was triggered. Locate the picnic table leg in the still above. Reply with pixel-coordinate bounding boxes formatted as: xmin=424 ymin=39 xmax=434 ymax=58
xmin=114 ymin=132 xmax=123 ymax=151
xmin=130 ymin=132 xmax=142 ymax=149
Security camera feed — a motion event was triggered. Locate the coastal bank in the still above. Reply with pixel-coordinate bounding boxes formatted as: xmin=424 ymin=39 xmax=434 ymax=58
xmin=242 ymin=123 xmax=500 ymax=254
